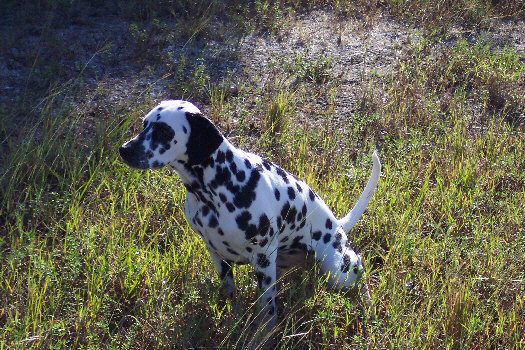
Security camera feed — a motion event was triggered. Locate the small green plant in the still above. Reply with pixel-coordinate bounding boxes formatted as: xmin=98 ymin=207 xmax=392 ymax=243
xmin=265 ymin=90 xmax=293 ymax=136
xmin=281 ymin=54 xmax=332 ymax=84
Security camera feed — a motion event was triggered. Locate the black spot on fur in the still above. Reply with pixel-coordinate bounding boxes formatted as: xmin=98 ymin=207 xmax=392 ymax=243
xmin=296 ymin=183 xmax=303 ymax=192
xmin=323 ymin=233 xmax=331 ymax=243
xmin=280 ymin=203 xmax=290 ymax=222
xmin=262 ymin=159 xmax=272 ymax=171
xmin=308 ymin=189 xmax=315 ymax=201
xmin=258 ymin=214 xmax=271 ymax=236
xmin=183 ymin=126 xmax=188 ymax=134
xmin=312 ymin=231 xmax=322 ymax=241
xmin=281 ymin=202 xmax=297 ymax=224
xmin=264 ymin=275 xmax=272 ymax=286
xmin=277 ymin=217 xmax=284 ymax=232
xmin=219 ymin=193 xmax=227 ymax=203
xmin=218 ymin=229 xmax=225 ymax=236
xmin=287 ymin=187 xmax=296 ymax=200
xmin=216 ymin=150 xmax=225 ymax=164
xmin=226 ymin=203 xmax=235 ymax=212
xmin=245 ymin=224 xmax=258 ymax=241
xmin=335 ymin=232 xmax=342 ymax=241
xmin=244 ymin=159 xmax=252 ymax=168
xmin=236 ymin=170 xmax=245 ymax=182
xmin=259 ymin=238 xmax=268 ymax=247
xmin=202 ymin=206 xmax=210 ymax=216
xmin=184 ymin=181 xmax=200 ymax=194
xmin=229 ymin=162 xmax=238 ymax=176
xmin=233 ymin=169 xmax=260 ymax=208
xmin=209 ymin=216 xmax=218 ymax=228
xmin=213 ymin=166 xmax=232 ymax=187
xmin=226 ymin=182 xmax=240 ymax=194
xmin=227 ymin=248 xmax=239 ymax=255
xmin=326 ymin=219 xmax=333 ymax=230
xmin=195 ymin=217 xmax=203 ymax=227
xmin=257 ymin=253 xmax=270 ymax=268
xmin=274 ymin=189 xmax=280 ymax=200
xmin=226 ymin=150 xmax=233 ymax=162
xmin=275 ymin=167 xmax=289 ymax=184
xmin=236 ymin=211 xmax=252 ymax=230
xmin=151 ymin=122 xmax=175 ymax=151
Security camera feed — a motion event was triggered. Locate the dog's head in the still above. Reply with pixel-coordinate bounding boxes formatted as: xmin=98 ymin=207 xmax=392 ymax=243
xmin=119 ymin=100 xmax=223 ymax=169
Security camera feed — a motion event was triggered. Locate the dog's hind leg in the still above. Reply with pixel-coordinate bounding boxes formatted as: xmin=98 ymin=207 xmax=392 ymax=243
xmin=208 ymin=250 xmax=236 ymax=297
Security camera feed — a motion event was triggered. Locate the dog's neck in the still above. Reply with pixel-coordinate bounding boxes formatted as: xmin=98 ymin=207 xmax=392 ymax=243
xmin=169 ymin=141 xmax=233 ymax=198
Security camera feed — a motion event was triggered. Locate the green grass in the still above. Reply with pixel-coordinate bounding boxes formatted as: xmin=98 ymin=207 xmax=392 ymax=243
xmin=1 ymin=1 xmax=524 ymax=348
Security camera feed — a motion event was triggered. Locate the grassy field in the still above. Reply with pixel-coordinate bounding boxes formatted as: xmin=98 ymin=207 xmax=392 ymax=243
xmin=1 ymin=1 xmax=524 ymax=348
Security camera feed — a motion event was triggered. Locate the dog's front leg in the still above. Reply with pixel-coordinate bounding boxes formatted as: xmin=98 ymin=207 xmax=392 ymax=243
xmin=251 ymin=247 xmax=278 ymax=329
xmin=208 ymin=250 xmax=236 ymax=297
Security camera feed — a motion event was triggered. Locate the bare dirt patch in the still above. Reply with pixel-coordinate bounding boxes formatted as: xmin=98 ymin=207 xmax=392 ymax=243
xmin=0 ymin=7 xmax=523 ymax=135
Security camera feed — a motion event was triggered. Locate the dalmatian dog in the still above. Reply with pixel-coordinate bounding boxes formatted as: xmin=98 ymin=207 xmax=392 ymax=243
xmin=119 ymin=100 xmax=381 ymax=327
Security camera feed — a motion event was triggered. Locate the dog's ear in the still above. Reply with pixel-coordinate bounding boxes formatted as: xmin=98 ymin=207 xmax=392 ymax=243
xmin=185 ymin=112 xmax=223 ymax=165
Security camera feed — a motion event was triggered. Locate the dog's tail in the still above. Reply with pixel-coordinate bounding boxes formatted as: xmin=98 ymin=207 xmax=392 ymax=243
xmin=338 ymin=151 xmax=381 ymax=234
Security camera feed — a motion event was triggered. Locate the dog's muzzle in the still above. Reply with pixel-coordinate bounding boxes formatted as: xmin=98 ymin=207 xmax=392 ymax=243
xmin=119 ymin=141 xmax=149 ymax=169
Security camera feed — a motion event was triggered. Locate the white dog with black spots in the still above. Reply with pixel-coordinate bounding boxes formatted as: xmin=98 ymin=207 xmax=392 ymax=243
xmin=119 ymin=100 xmax=381 ymax=328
